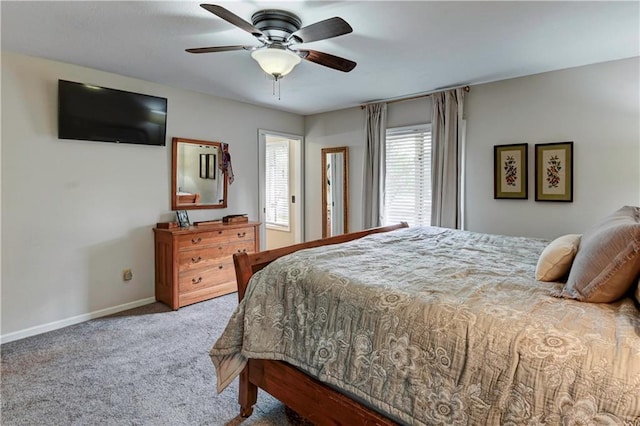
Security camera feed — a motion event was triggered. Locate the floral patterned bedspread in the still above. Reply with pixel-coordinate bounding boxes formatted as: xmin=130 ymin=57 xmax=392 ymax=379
xmin=210 ymin=226 xmax=640 ymax=425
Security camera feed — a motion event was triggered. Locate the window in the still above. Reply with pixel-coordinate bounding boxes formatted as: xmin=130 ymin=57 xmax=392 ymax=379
xmin=383 ymin=124 xmax=432 ymax=227
xmin=265 ymin=139 xmax=290 ymax=229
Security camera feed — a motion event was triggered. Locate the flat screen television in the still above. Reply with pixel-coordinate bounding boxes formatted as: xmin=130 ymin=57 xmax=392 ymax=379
xmin=58 ymin=79 xmax=168 ymax=146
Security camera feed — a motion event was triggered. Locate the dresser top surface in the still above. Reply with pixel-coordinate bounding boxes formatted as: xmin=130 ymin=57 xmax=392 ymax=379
xmin=154 ymin=221 xmax=260 ymax=234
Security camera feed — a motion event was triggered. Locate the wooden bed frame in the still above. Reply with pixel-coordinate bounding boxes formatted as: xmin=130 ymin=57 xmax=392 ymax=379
xmin=232 ymin=223 xmax=408 ymax=425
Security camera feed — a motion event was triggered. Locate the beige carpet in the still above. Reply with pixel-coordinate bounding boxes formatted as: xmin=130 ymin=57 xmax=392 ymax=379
xmin=1 ymin=294 xmax=311 ymax=425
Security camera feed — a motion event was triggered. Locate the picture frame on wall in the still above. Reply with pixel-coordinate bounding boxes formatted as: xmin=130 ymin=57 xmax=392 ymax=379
xmin=208 ymin=154 xmax=217 ymax=180
xmin=494 ymin=143 xmax=528 ymax=199
xmin=199 ymin=153 xmax=217 ymax=179
xmin=535 ymin=141 xmax=573 ymax=202
xmin=199 ymin=154 xmax=207 ymax=179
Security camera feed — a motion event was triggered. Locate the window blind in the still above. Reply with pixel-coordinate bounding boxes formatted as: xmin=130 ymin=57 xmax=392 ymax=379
xmin=384 ymin=125 xmax=432 ymax=227
xmin=265 ymin=140 xmax=290 ymax=228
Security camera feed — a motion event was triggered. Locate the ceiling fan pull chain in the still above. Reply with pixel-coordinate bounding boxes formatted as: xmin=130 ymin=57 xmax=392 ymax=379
xmin=269 ymin=77 xmax=281 ymax=101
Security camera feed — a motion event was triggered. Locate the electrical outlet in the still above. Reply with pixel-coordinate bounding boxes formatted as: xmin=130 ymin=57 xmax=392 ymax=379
xmin=122 ymin=269 xmax=133 ymax=281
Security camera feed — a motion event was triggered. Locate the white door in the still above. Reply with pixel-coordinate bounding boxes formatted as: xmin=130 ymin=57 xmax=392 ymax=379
xmin=258 ymin=130 xmax=304 ymax=250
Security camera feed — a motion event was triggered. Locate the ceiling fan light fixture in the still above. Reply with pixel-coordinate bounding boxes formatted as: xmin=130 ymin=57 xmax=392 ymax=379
xmin=251 ymin=47 xmax=301 ymax=80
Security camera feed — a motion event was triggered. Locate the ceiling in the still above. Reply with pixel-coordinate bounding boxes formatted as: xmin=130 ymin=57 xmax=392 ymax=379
xmin=2 ymin=1 xmax=638 ymax=115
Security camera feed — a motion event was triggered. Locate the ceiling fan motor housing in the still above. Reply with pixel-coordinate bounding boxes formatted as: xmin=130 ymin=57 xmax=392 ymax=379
xmin=188 ymin=5 xmax=356 ymax=74
xmin=251 ymin=10 xmax=302 ymax=42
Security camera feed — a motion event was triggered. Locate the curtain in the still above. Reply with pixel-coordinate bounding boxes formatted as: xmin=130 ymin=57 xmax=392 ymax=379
xmin=363 ymin=103 xmax=387 ymax=228
xmin=431 ymin=88 xmax=466 ymax=229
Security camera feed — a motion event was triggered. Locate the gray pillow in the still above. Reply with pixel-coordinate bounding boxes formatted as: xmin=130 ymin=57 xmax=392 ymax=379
xmin=560 ymin=206 xmax=640 ymax=303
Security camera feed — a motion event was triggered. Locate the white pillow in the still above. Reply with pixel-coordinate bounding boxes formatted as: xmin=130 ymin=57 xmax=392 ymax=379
xmin=536 ymin=234 xmax=581 ymax=281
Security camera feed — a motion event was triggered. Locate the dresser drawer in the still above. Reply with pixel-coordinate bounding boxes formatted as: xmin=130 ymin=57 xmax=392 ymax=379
xmin=179 ymin=258 xmax=236 ymax=294
xmin=178 ymin=281 xmax=237 ymax=308
xmin=178 ymin=241 xmax=256 ymax=271
xmin=220 ymin=238 xmax=256 ymax=256
xmin=177 ymin=227 xmax=255 ymax=251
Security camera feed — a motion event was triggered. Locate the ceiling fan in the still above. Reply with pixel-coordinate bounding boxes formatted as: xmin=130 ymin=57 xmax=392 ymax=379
xmin=186 ymin=4 xmax=357 ymax=81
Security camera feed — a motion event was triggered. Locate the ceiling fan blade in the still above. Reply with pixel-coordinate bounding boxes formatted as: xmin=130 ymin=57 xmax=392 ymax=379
xmin=289 ymin=17 xmax=352 ymax=43
xmin=299 ymin=49 xmax=357 ymax=72
xmin=186 ymin=45 xmax=250 ymax=54
xmin=200 ymin=4 xmax=264 ymax=38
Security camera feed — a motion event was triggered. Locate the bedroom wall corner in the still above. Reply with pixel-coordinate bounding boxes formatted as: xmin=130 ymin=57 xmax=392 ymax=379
xmin=304 ymin=107 xmax=365 ymax=241
xmin=302 ymin=58 xmax=638 ymax=240
xmin=303 ymin=97 xmax=432 ymax=241
xmin=0 ymin=52 xmax=304 ymax=341
xmin=464 ymin=57 xmax=640 ymax=239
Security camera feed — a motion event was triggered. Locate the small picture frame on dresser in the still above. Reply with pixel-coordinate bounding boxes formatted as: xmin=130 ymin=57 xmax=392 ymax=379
xmin=176 ymin=210 xmax=190 ymax=228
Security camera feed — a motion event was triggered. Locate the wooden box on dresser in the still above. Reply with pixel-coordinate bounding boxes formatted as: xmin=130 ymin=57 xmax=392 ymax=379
xmin=153 ymin=221 xmax=260 ymax=309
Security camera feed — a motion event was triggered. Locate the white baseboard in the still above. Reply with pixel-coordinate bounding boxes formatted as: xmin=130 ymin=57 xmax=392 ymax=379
xmin=0 ymin=297 xmax=157 ymax=344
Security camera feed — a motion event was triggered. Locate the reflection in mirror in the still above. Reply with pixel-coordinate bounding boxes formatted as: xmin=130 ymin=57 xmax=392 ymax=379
xmin=322 ymin=147 xmax=349 ymax=238
xmin=171 ymin=137 xmax=228 ymax=210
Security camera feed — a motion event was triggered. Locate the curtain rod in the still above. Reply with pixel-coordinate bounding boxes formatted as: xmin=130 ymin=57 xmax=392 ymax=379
xmin=360 ymin=85 xmax=470 ymax=109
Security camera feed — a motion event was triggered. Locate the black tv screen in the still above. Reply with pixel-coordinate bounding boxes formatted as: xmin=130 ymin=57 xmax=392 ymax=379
xmin=58 ymin=80 xmax=167 ymax=146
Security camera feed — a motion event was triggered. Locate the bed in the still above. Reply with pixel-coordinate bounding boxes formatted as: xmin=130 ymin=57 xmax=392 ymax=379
xmin=211 ymin=213 xmax=640 ymax=424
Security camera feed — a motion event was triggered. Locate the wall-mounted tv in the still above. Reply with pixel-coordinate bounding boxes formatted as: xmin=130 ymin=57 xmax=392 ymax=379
xmin=58 ymin=79 xmax=168 ymax=146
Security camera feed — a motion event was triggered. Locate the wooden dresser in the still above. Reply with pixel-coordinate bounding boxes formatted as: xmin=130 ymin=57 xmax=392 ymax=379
xmin=153 ymin=221 xmax=260 ymax=309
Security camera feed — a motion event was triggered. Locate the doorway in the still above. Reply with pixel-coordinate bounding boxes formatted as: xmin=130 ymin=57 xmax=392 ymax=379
xmin=258 ymin=130 xmax=304 ymax=250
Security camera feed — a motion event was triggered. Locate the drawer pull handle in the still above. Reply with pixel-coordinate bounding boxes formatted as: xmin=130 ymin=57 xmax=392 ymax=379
xmin=192 ymin=277 xmax=203 ymax=284
xmin=191 ymin=237 xmax=202 ymax=244
xmin=218 ymin=246 xmax=223 ymax=250
xmin=191 ymin=256 xmax=202 ymax=263
xmin=237 ymin=232 xmax=246 ymax=238
xmin=218 ymin=231 xmax=223 ymax=235
xmin=218 ymin=265 xmax=223 ymax=269
xmin=237 ymin=248 xmax=247 ymax=253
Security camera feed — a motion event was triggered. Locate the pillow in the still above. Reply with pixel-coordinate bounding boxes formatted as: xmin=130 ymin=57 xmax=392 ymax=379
xmin=560 ymin=206 xmax=640 ymax=303
xmin=535 ymin=234 xmax=581 ymax=281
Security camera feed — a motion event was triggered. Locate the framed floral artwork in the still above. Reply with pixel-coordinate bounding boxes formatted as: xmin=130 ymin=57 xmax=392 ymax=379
xmin=535 ymin=142 xmax=573 ymax=202
xmin=494 ymin=143 xmax=528 ymax=199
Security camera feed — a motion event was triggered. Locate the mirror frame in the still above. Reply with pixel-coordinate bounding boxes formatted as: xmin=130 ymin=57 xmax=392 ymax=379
xmin=171 ymin=137 xmax=228 ymax=210
xmin=321 ymin=146 xmax=349 ymax=238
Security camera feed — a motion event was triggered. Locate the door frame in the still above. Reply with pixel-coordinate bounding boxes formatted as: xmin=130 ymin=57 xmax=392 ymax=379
xmin=258 ymin=129 xmax=305 ymax=250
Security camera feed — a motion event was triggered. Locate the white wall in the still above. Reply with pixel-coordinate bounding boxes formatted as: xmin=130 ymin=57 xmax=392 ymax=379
xmin=1 ymin=52 xmax=303 ymax=340
xmin=304 ymin=57 xmax=639 ymax=240
xmin=305 ymin=108 xmax=364 ymax=240
xmin=304 ymin=97 xmax=431 ymax=240
xmin=465 ymin=57 xmax=640 ymax=238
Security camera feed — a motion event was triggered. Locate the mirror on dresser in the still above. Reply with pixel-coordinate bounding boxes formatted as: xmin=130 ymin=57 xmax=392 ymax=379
xmin=171 ymin=137 xmax=228 ymax=210
xmin=321 ymin=147 xmax=349 ymax=238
